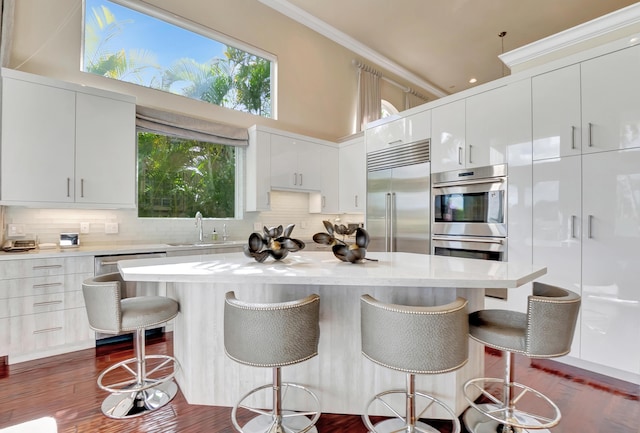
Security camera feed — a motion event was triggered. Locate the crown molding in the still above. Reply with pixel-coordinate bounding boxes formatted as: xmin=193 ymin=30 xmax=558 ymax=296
xmin=258 ymin=0 xmax=448 ymax=98
xmin=499 ymin=2 xmax=640 ymax=69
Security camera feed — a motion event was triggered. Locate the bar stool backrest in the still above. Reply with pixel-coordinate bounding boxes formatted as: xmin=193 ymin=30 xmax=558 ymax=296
xmin=526 ymin=282 xmax=581 ymax=358
xmin=224 ymin=292 xmax=321 ymax=368
xmin=82 ymin=273 xmax=124 ymax=334
xmin=361 ymin=295 xmax=469 ymax=374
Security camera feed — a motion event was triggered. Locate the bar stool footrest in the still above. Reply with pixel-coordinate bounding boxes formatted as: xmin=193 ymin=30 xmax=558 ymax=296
xmin=97 ymin=354 xmax=179 ymax=394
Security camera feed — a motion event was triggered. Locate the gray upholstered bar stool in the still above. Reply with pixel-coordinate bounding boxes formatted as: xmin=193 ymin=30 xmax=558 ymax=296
xmin=224 ymin=291 xmax=321 ymax=433
xmin=82 ymin=272 xmax=180 ymax=419
xmin=360 ymin=294 xmax=469 ymax=433
xmin=462 ymin=282 xmax=581 ymax=433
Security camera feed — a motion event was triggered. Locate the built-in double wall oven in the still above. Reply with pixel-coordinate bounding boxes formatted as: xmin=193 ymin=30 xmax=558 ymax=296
xmin=431 ymin=164 xmax=508 ymax=299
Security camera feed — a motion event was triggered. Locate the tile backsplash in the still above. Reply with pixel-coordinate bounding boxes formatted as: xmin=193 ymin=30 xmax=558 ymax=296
xmin=1 ymin=191 xmax=363 ymax=246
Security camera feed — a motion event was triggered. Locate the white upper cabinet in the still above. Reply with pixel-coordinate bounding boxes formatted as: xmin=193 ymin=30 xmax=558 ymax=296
xmin=75 ymin=92 xmax=136 ymax=207
xmin=1 ymin=76 xmax=76 ymax=204
xmin=246 ymin=126 xmax=271 ymax=212
xmin=310 ymin=145 xmax=339 ymax=214
xmin=430 ymin=99 xmax=466 ymax=173
xmin=365 ymin=109 xmax=430 ymax=154
xmin=581 ymin=44 xmax=640 ymax=153
xmin=338 ymin=135 xmax=366 ymax=213
xmin=0 ymin=69 xmax=136 ymax=208
xmin=270 ymin=133 xmax=322 ymax=192
xmin=532 ymin=64 xmax=582 ymax=159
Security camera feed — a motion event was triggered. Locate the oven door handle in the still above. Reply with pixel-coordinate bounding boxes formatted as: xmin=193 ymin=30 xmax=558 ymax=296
xmin=432 ymin=177 xmax=506 ymax=188
xmin=432 ymin=235 xmax=505 ymax=245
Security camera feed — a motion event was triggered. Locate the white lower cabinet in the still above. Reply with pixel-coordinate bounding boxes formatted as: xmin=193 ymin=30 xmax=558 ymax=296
xmin=0 ymin=256 xmax=95 ymax=363
xmin=533 ymin=148 xmax=640 ymax=375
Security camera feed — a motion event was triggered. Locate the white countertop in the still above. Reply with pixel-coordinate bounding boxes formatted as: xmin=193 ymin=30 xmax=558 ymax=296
xmin=0 ymin=241 xmax=244 ymax=260
xmin=118 ymin=251 xmax=546 ymax=289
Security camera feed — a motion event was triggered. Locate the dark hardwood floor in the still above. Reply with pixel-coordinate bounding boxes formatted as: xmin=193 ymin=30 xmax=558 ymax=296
xmin=0 ymin=333 xmax=637 ymax=432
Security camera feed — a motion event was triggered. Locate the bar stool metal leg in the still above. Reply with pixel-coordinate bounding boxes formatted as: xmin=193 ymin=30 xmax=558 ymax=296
xmin=231 ymin=367 xmax=320 ymax=433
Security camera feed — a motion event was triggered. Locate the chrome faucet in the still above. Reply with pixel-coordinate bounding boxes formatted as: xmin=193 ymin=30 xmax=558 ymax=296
xmin=222 ymin=223 xmax=229 ymax=242
xmin=195 ymin=211 xmax=203 ymax=243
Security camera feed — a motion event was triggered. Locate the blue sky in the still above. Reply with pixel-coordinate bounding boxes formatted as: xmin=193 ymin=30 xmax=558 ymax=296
xmin=85 ymin=0 xmax=227 ymax=82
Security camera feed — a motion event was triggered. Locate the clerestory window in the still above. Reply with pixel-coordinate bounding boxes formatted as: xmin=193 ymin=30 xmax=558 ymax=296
xmin=82 ymin=0 xmax=274 ymax=118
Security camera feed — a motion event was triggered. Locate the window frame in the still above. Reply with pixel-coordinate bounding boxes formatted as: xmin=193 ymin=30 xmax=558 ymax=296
xmin=81 ymin=0 xmax=278 ymax=118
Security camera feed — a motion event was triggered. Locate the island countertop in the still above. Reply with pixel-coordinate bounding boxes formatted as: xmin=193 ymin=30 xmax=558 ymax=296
xmin=116 ymin=250 xmax=546 ymax=416
xmin=118 ymin=250 xmax=546 ymax=288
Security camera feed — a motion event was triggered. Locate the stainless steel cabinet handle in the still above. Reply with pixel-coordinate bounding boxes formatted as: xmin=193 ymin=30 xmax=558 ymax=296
xmin=33 ymin=327 xmax=63 ymax=335
xmin=468 ymin=145 xmax=473 ymax=164
xmin=32 ymin=282 xmax=63 ymax=289
xmin=388 ymin=139 xmax=403 ymax=145
xmin=588 ymin=215 xmax=594 ymax=239
xmin=458 ymin=147 xmax=463 ymax=165
xmin=293 ymin=173 xmax=298 ymax=185
xmin=266 ymin=191 xmax=270 ymax=206
xmin=32 ymin=265 xmax=63 ymax=270
xmin=66 ymin=178 xmax=70 ymax=197
xmin=299 ymin=173 xmax=303 ymax=186
xmin=322 ymin=195 xmax=326 ymax=208
xmin=588 ymin=122 xmax=593 ymax=147
xmin=570 ymin=215 xmax=576 ymax=238
xmin=80 ymin=178 xmax=85 ymax=198
xmin=33 ymin=300 xmax=63 ymax=307
xmin=571 ymin=126 xmax=576 ymax=150
xmin=355 ymin=195 xmax=358 ymax=208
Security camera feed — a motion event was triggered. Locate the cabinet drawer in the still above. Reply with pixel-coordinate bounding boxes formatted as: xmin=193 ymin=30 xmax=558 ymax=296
xmin=8 ymin=308 xmax=93 ymax=354
xmin=0 ymin=273 xmax=92 ymax=300
xmin=0 ymin=291 xmax=85 ymax=319
xmin=0 ymin=256 xmax=93 ymax=280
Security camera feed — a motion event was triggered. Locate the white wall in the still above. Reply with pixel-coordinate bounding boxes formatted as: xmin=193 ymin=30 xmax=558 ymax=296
xmin=2 ymin=192 xmax=363 ymax=246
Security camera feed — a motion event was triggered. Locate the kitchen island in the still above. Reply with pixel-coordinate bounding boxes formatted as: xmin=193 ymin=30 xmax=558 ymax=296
xmin=118 ymin=251 xmax=546 ymax=416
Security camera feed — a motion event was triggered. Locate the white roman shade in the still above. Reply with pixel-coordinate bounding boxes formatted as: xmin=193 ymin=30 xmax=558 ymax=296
xmin=136 ymin=105 xmax=249 ymax=147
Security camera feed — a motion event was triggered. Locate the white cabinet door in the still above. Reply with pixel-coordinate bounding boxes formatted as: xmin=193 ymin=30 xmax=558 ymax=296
xmin=430 ymin=99 xmax=466 ymax=173
xmin=532 ymin=156 xmax=582 ymax=356
xmin=532 ymin=64 xmax=582 ymax=160
xmin=581 ymin=45 xmax=640 ymax=153
xmin=312 ymin=145 xmax=339 ymax=213
xmin=466 ymin=86 xmax=508 ymax=168
xmin=338 ymin=136 xmax=366 ymax=213
xmin=580 ymin=148 xmax=640 ymax=374
xmin=404 ymin=110 xmax=431 ymax=144
xmin=270 ymin=134 xmax=321 ymax=191
xmin=246 ymin=127 xmax=271 ymax=212
xmin=365 ymin=117 xmax=405 ymax=153
xmin=75 ymin=92 xmax=136 ymax=207
xmin=1 ymin=77 xmax=76 ymax=203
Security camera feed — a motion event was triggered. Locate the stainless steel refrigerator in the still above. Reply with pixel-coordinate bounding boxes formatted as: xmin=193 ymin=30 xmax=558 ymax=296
xmin=366 ymin=140 xmax=431 ymax=254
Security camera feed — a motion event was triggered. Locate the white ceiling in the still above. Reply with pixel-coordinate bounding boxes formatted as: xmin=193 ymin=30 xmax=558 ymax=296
xmin=264 ymin=0 xmax=638 ymax=99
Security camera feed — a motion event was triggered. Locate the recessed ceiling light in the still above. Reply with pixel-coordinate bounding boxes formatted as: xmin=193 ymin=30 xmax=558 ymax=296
xmin=469 ymin=78 xmax=477 ymax=84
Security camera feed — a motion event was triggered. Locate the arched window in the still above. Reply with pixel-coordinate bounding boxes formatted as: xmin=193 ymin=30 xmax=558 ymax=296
xmin=381 ymin=99 xmax=399 ymax=118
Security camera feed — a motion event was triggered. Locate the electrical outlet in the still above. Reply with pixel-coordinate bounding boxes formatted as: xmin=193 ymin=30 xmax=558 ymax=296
xmin=7 ymin=224 xmax=25 ymax=236
xmin=105 ymin=222 xmax=119 ymax=234
xmin=253 ymin=222 xmax=262 ymax=231
xmin=80 ymin=222 xmax=90 ymax=234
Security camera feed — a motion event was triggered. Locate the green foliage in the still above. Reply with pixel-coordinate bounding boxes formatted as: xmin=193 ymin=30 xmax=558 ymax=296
xmin=84 ymin=2 xmax=271 ymax=117
xmin=137 ymin=133 xmax=236 ymax=218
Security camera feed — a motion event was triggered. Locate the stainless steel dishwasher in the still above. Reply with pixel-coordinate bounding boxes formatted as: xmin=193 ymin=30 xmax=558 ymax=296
xmin=94 ymin=251 xmax=167 ymax=345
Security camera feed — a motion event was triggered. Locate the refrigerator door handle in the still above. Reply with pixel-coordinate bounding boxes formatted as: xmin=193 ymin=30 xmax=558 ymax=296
xmin=390 ymin=192 xmax=396 ymax=252
xmin=385 ymin=193 xmax=391 ymax=252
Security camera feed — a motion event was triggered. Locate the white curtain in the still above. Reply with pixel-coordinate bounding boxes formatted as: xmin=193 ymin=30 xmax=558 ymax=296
xmin=405 ymin=90 xmax=429 ymax=110
xmin=357 ymin=67 xmax=381 ymax=131
xmin=0 ymin=0 xmax=15 ymax=68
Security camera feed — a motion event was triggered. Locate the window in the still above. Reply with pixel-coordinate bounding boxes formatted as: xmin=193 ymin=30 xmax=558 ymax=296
xmin=381 ymin=99 xmax=399 ymax=118
xmin=83 ymin=0 xmax=274 ymax=117
xmin=137 ymin=132 xmax=237 ymax=218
